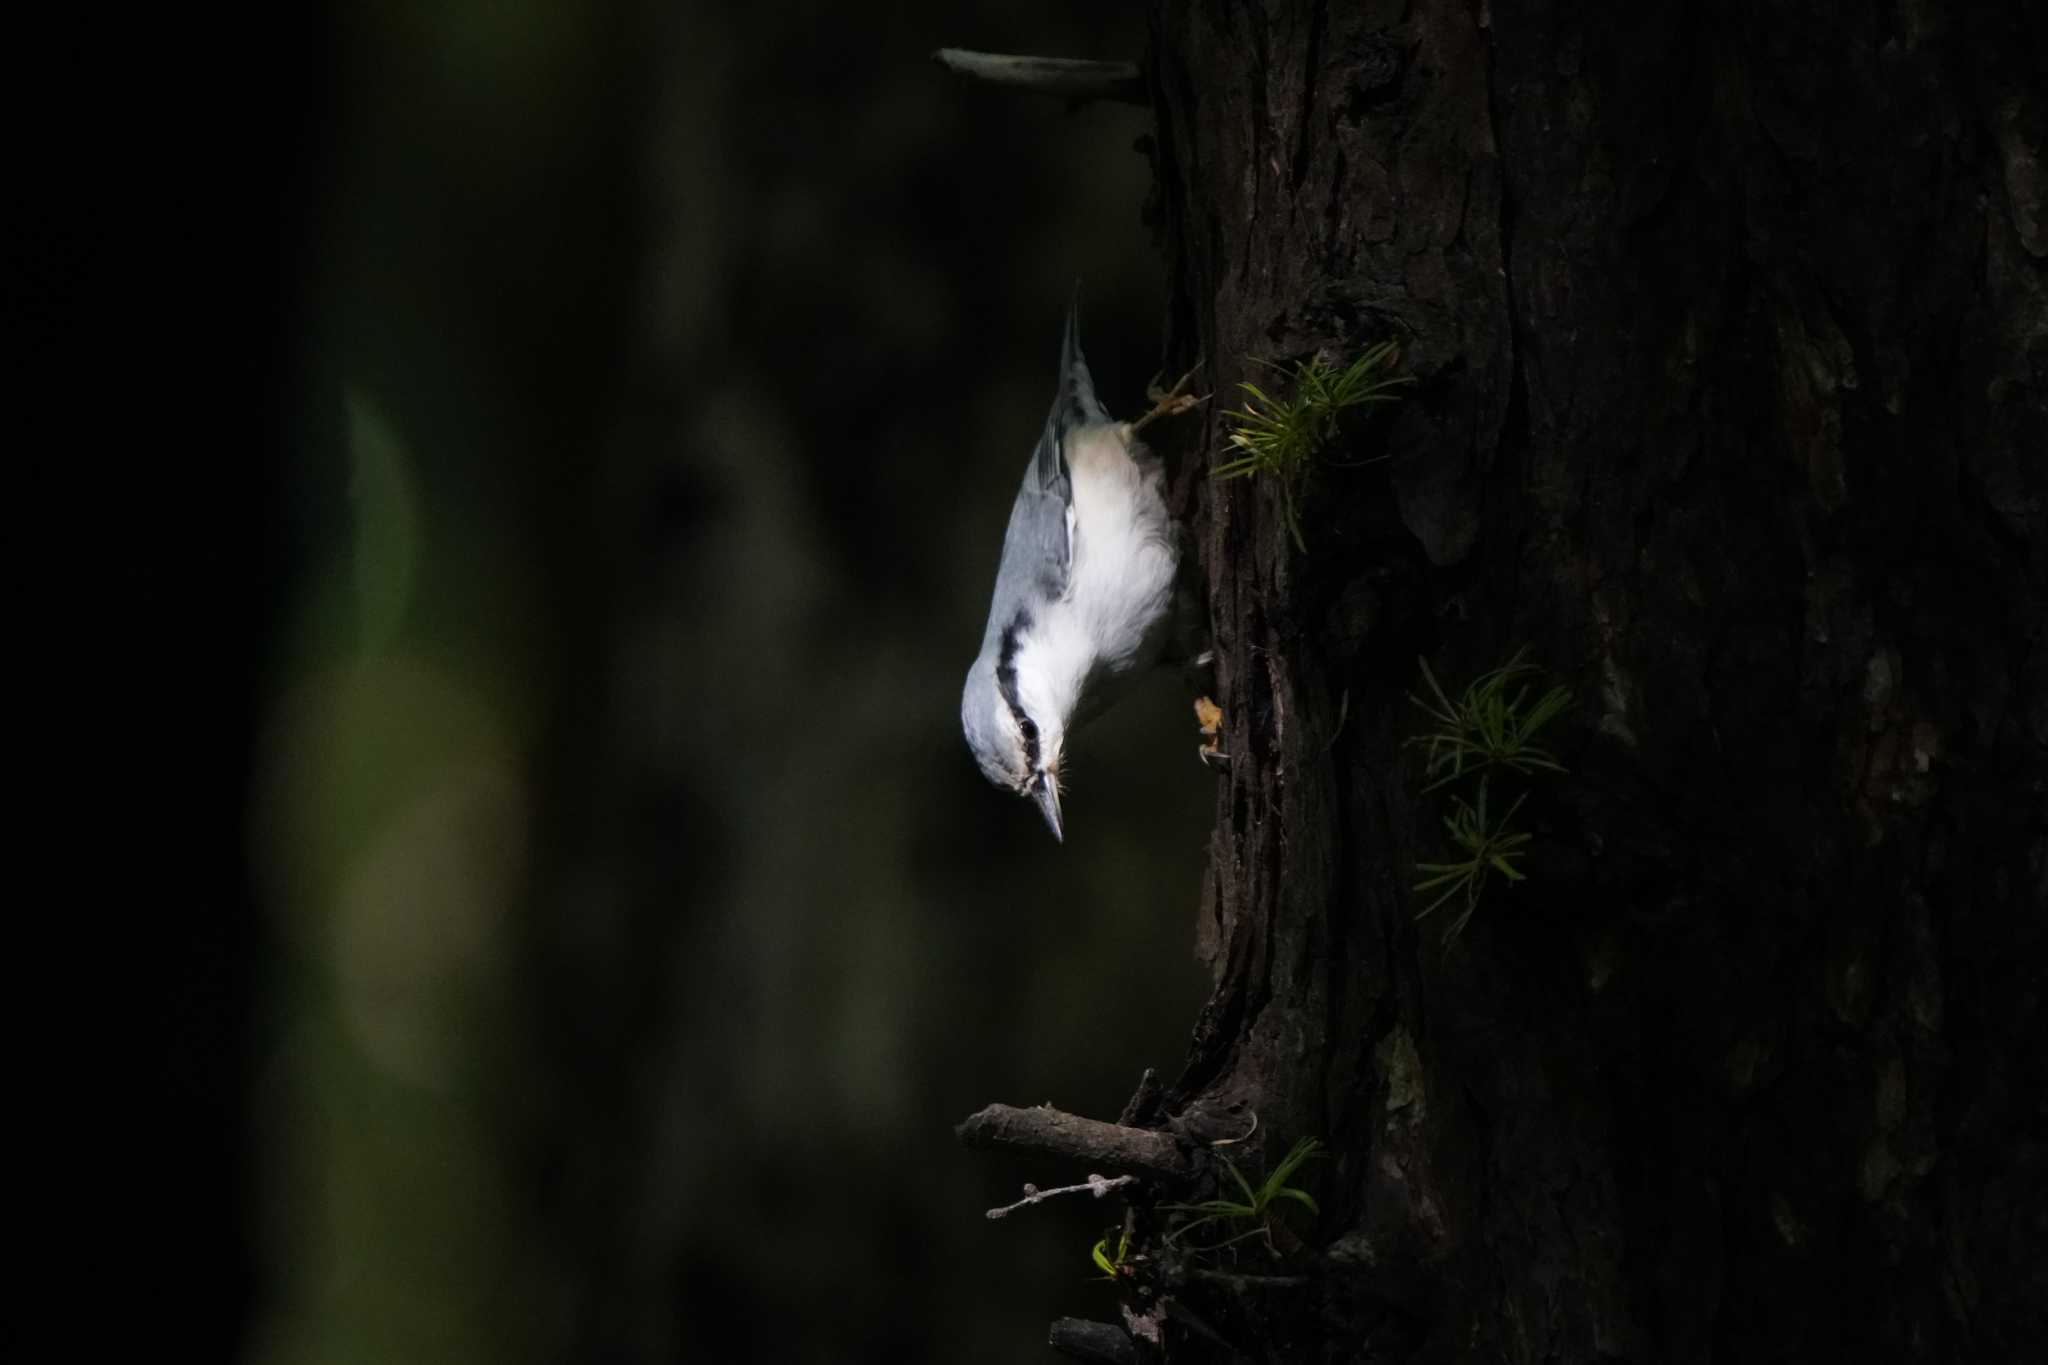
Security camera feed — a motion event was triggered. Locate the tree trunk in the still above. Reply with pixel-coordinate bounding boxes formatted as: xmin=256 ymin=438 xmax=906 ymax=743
xmin=1121 ymin=0 xmax=2045 ymax=1358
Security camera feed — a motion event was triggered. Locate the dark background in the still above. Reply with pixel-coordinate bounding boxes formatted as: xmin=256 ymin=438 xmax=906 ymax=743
xmin=104 ymin=2 xmax=1227 ymax=1362
xmin=49 ymin=2 xmax=2046 ymax=1361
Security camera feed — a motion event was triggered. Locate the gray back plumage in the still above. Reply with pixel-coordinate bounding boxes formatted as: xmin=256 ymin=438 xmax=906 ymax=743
xmin=975 ymin=298 xmax=1106 ymax=655
xmin=963 ymin=299 xmax=1110 ymax=779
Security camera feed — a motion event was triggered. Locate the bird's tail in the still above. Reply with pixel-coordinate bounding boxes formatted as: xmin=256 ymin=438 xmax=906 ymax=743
xmin=1032 ymin=287 xmax=1109 ymax=492
xmin=1055 ymin=287 xmax=1110 ymax=431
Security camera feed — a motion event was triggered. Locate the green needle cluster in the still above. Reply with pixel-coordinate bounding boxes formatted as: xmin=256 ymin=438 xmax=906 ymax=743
xmin=1214 ymin=342 xmax=1410 ymax=551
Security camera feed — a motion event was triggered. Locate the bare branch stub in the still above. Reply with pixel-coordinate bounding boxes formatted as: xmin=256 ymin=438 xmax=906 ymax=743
xmin=931 ymin=49 xmax=1147 ymax=106
xmin=956 ymin=1103 xmax=1194 ymax=1180
xmin=1047 ymin=1317 xmax=1140 ymax=1365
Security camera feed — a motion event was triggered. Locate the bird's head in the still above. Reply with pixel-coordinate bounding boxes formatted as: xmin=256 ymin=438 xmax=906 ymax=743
xmin=962 ymin=649 xmax=1069 ymax=841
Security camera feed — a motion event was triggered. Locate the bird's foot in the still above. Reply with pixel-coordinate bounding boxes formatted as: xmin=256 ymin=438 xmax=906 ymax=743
xmin=1194 ymin=695 xmax=1228 ymax=768
xmin=1131 ymin=363 xmax=1209 ymax=433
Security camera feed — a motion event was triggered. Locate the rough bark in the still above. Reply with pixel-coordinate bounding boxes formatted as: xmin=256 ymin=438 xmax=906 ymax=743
xmin=1129 ymin=0 xmax=2046 ymax=1359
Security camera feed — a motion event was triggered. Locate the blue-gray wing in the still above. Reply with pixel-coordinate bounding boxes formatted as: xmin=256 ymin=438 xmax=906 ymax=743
xmin=1009 ymin=296 xmax=1108 ymax=604
xmin=990 ymin=485 xmax=1072 ymax=619
xmin=1031 ymin=294 xmax=1110 ymax=498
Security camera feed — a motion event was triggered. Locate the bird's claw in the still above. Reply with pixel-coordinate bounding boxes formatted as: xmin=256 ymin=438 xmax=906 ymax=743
xmin=1195 ymin=695 xmax=1229 ymax=768
xmin=1133 ymin=363 xmax=1209 ymax=433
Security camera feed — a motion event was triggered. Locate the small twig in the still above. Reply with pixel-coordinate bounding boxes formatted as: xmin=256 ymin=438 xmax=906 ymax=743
xmin=932 ymin=48 xmax=1147 ymax=105
xmin=957 ymin=1102 xmax=1194 ymax=1179
xmin=986 ymin=1172 xmax=1136 ymax=1220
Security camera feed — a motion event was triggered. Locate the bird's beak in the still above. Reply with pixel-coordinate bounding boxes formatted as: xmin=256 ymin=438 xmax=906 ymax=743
xmin=1031 ymin=772 xmax=1064 ymax=842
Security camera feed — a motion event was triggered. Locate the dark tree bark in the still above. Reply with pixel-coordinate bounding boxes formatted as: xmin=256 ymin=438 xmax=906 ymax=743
xmin=1031 ymin=1 xmax=2046 ymax=1359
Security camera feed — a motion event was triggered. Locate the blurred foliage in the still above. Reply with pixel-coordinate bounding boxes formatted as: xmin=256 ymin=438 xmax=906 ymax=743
xmin=251 ymin=3 xmax=1210 ymax=1363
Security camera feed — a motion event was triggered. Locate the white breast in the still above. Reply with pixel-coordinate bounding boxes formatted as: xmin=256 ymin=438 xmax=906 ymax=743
xmin=1015 ymin=424 xmax=1178 ymax=727
xmin=1067 ymin=424 xmax=1177 ymax=665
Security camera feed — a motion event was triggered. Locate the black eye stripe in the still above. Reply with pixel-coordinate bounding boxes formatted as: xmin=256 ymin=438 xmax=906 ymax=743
xmin=995 ymin=609 xmax=1040 ymax=773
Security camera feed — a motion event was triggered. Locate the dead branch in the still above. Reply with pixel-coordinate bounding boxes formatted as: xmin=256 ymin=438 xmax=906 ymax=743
xmin=956 ymin=1102 xmax=1194 ymax=1180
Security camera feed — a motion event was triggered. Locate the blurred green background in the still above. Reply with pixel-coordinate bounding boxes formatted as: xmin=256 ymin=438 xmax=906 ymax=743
xmin=180 ymin=2 xmax=1218 ymax=1361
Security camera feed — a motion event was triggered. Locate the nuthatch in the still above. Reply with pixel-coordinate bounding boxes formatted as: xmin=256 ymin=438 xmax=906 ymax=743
xmin=960 ymin=300 xmax=1199 ymax=840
